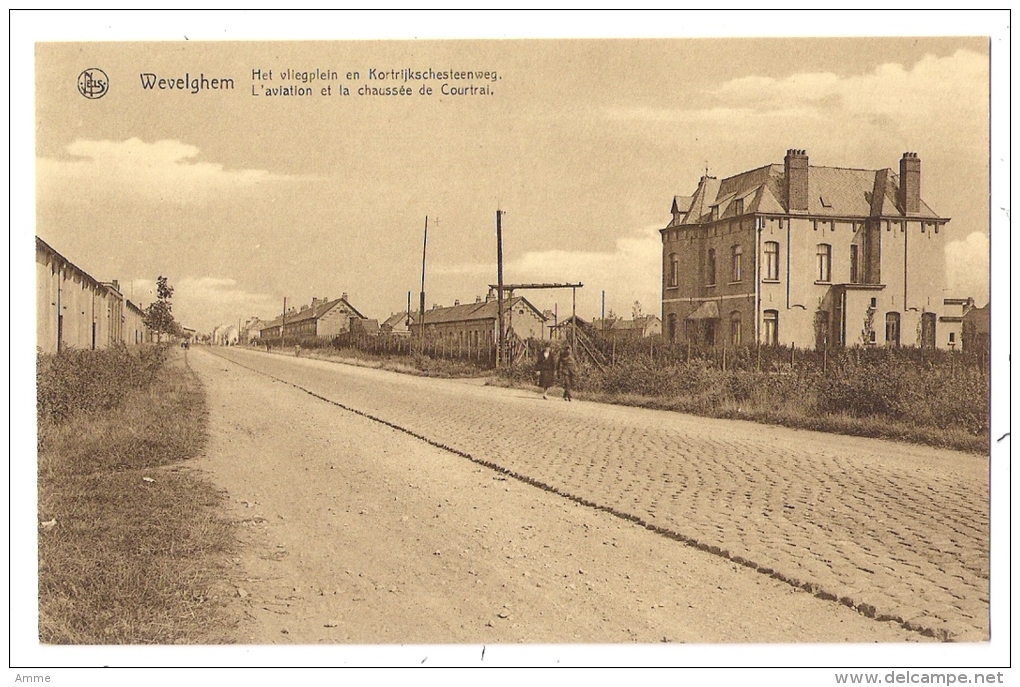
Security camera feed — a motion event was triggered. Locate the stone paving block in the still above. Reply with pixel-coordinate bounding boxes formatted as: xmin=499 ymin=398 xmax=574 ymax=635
xmin=256 ymin=358 xmax=991 ymax=640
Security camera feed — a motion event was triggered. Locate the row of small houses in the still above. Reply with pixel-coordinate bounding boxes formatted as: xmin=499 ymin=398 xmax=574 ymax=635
xmin=238 ymin=290 xmax=664 ymax=349
xmin=237 ymin=281 xmax=989 ymax=361
xmin=36 ymin=236 xmax=154 ymax=354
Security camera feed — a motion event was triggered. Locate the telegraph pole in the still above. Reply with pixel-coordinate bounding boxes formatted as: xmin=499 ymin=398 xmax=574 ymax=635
xmin=496 ymin=209 xmax=505 ymax=368
xmin=281 ymin=297 xmax=287 ymax=349
xmin=571 ymin=286 xmax=577 ymax=348
xmin=418 ymin=216 xmax=428 ymax=352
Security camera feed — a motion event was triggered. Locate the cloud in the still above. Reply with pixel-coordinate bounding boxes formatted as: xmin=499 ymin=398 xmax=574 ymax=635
xmin=37 ymin=138 xmax=311 ymax=205
xmin=604 ymin=50 xmax=987 ymax=153
xmin=709 ymin=50 xmax=987 ymax=123
xmin=945 ymin=231 xmax=990 ymax=305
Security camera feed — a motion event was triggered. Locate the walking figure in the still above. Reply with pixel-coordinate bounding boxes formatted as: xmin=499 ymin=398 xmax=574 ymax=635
xmin=557 ymin=346 xmax=578 ymax=402
xmin=536 ymin=344 xmax=557 ymax=399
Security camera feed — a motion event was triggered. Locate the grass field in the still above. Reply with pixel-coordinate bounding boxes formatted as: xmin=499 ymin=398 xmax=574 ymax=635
xmin=37 ymin=345 xmax=237 ymax=644
xmin=496 ymin=345 xmax=990 ymax=455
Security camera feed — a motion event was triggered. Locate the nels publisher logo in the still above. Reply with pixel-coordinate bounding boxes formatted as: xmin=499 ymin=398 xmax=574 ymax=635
xmin=77 ymin=68 xmax=109 ymax=99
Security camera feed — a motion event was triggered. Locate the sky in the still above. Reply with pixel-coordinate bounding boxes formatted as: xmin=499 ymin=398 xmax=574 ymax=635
xmin=31 ymin=29 xmax=993 ymax=334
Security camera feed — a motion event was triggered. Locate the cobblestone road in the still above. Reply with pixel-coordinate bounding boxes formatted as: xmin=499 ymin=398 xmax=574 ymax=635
xmin=210 ymin=348 xmax=989 ymax=641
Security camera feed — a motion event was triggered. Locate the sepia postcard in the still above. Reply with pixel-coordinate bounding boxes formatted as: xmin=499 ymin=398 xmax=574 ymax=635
xmin=13 ymin=10 xmax=1010 ymax=682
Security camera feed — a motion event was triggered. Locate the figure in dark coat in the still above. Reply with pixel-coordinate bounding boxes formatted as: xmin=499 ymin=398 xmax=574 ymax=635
xmin=536 ymin=345 xmax=557 ymax=399
xmin=557 ymin=346 xmax=578 ymax=402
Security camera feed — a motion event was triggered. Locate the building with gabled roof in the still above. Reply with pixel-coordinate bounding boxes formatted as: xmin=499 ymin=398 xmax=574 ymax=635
xmin=417 ymin=294 xmax=548 ymax=346
xmin=662 ymin=149 xmax=959 ymax=350
xmin=595 ymin=315 xmax=662 ymax=340
xmin=260 ymin=294 xmax=366 ymax=343
xmin=548 ymin=314 xmax=591 ymax=340
xmin=381 ymin=311 xmax=413 ymax=336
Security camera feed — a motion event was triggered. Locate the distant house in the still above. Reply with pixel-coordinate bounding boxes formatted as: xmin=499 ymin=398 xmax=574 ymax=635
xmin=241 ymin=317 xmax=266 ymax=344
xmin=350 ymin=318 xmax=380 ymax=336
xmin=548 ymin=314 xmax=592 ymax=341
xmin=938 ymin=298 xmax=974 ymax=352
xmin=962 ymin=303 xmax=989 ymax=354
xmin=417 ymin=295 xmax=547 ymax=346
xmin=260 ymin=294 xmax=365 ymax=343
xmin=595 ymin=315 xmax=662 ymax=340
xmin=380 ymin=311 xmax=413 ymax=336
xmin=212 ymin=324 xmax=239 ymax=345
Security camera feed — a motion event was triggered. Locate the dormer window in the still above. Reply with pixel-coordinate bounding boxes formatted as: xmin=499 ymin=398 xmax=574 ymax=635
xmin=734 ymin=198 xmax=744 ymax=215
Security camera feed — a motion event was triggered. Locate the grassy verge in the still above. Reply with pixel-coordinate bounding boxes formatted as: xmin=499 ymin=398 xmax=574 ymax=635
xmin=38 ymin=346 xmax=237 ymax=644
xmin=568 ymin=390 xmax=987 ymax=454
xmin=268 ymin=344 xmax=490 ymax=379
xmin=493 ymin=356 xmax=989 ymax=455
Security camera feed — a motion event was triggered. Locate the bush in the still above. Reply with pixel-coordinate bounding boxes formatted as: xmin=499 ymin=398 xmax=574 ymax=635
xmin=499 ymin=341 xmax=989 ymax=452
xmin=37 ymin=344 xmax=168 ymax=424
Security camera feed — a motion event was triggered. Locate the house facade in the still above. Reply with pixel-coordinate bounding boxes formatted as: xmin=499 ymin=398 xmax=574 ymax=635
xmin=241 ymin=317 xmax=266 ymax=344
xmin=260 ymin=294 xmax=365 ymax=343
xmin=212 ymin=324 xmax=239 ymax=345
xmin=417 ymin=295 xmax=548 ymax=347
xmin=661 ymin=150 xmax=959 ymax=350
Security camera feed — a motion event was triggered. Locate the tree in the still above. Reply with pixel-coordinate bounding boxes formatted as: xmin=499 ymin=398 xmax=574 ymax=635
xmin=632 ymin=300 xmax=644 ymax=320
xmin=143 ymin=275 xmax=178 ymax=343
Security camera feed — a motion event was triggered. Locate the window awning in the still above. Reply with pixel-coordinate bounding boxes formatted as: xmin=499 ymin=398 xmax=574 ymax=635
xmin=686 ymin=301 xmax=720 ymax=320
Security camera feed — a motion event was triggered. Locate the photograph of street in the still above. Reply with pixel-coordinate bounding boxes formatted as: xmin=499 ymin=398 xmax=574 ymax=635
xmin=15 ymin=12 xmax=1008 ymax=677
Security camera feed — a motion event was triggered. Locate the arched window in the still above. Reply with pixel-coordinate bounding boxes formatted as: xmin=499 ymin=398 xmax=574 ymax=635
xmin=885 ymin=312 xmax=901 ymax=347
xmin=730 ymin=311 xmax=742 ymax=346
xmin=731 ymin=245 xmax=742 ymax=282
xmin=764 ymin=241 xmax=780 ymax=281
xmin=668 ymin=253 xmax=680 ymax=287
xmin=706 ymin=248 xmax=717 ymax=286
xmin=763 ymin=310 xmax=779 ymax=346
xmin=816 ymin=243 xmax=832 ymax=282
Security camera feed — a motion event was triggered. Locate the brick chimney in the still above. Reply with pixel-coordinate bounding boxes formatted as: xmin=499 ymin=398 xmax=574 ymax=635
xmin=341 ymin=292 xmax=349 ymax=301
xmin=898 ymin=152 xmax=921 ymax=215
xmin=475 ymin=295 xmax=482 ymax=303
xmin=784 ymin=149 xmax=809 ymax=213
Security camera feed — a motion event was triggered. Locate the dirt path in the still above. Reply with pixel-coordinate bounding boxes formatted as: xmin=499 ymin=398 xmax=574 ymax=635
xmin=189 ymin=347 xmax=928 ymax=644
